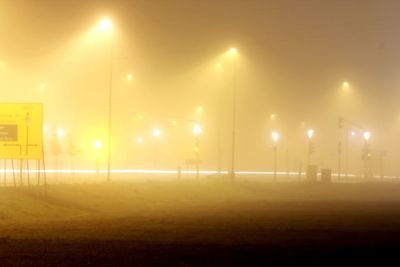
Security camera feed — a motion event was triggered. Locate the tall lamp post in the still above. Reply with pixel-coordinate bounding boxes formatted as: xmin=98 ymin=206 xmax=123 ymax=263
xmin=307 ymin=129 xmax=315 ymax=165
xmin=228 ymin=48 xmax=238 ymax=181
xmin=362 ymin=131 xmax=371 ymax=179
xmin=271 ymin=131 xmax=279 ymax=182
xmin=193 ymin=123 xmax=202 ymax=179
xmin=98 ymin=18 xmax=113 ymax=182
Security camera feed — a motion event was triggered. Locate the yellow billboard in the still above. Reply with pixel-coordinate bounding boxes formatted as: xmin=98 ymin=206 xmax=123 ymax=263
xmin=0 ymin=103 xmax=43 ymax=159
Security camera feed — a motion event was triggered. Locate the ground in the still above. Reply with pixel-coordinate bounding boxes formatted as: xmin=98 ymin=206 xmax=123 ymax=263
xmin=0 ymin=179 xmax=399 ymax=265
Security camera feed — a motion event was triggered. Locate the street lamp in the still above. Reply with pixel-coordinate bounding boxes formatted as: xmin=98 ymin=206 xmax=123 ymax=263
xmin=56 ymin=128 xmax=65 ymax=140
xmin=227 ymin=47 xmax=238 ymax=181
xmin=99 ymin=18 xmax=112 ymax=31
xmin=193 ymin=123 xmax=202 ymax=178
xmin=362 ymin=131 xmax=371 ymax=179
xmin=152 ymin=128 xmax=161 ymax=138
xmin=97 ymin=17 xmax=114 ymax=182
xmin=307 ymin=129 xmax=315 ymax=165
xmin=342 ymin=81 xmax=350 ymax=92
xmin=271 ymin=131 xmax=279 ymax=181
xmin=363 ymin=131 xmax=371 ymax=142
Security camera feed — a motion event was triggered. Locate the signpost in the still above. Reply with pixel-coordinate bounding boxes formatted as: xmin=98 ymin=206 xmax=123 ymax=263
xmin=0 ymin=104 xmax=45 ymax=189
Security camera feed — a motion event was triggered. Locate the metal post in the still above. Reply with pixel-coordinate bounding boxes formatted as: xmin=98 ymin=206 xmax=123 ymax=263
xmin=273 ymin=145 xmax=277 ymax=182
xmin=106 ymin=30 xmax=113 ymax=182
xmin=195 ymin=136 xmax=200 ymax=179
xmin=338 ymin=141 xmax=342 ymax=182
xmin=230 ymin=63 xmax=238 ymax=181
xmin=344 ymin=129 xmax=349 ymax=179
xmin=11 ymin=160 xmax=16 ymax=188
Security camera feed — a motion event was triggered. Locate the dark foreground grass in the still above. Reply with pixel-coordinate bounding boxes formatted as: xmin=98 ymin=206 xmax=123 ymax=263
xmin=0 ymin=180 xmax=400 ymax=265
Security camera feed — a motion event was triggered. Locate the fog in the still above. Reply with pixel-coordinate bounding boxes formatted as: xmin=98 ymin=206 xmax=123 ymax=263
xmin=1 ymin=0 xmax=400 ymax=178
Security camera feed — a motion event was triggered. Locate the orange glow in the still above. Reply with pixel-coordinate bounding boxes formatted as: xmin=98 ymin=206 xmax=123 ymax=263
xmin=93 ymin=140 xmax=103 ymax=149
xmin=98 ymin=18 xmax=113 ymax=31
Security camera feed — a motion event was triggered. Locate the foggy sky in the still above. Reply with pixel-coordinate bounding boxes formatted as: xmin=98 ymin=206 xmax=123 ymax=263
xmin=1 ymin=0 xmax=400 ymax=175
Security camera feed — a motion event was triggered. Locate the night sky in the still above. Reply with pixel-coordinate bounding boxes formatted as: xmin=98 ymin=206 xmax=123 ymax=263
xmin=1 ymin=0 xmax=400 ymax=174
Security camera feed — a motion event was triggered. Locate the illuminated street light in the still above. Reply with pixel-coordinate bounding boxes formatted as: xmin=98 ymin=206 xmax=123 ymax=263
xmin=193 ymin=124 xmax=202 ymax=179
xmin=193 ymin=123 xmax=202 ymax=136
xmin=307 ymin=129 xmax=315 ymax=140
xmin=271 ymin=131 xmax=279 ymax=143
xmin=56 ymin=128 xmax=65 ymax=139
xmin=98 ymin=18 xmax=113 ymax=31
xmin=136 ymin=137 xmax=143 ymax=144
xmin=127 ymin=73 xmax=133 ymax=82
xmin=362 ymin=131 xmax=372 ymax=179
xmin=228 ymin=47 xmax=239 ymax=181
xmin=307 ymin=129 xmax=315 ymax=165
xmin=97 ymin=17 xmax=114 ymax=182
xmin=93 ymin=140 xmax=103 ymax=150
xmin=271 ymin=131 xmax=279 ymax=181
xmin=196 ymin=106 xmax=204 ymax=113
xmin=351 ymin=131 xmax=356 ymax=137
xmin=270 ymin=114 xmax=276 ymax=120
xmin=152 ymin=128 xmax=161 ymax=138
xmin=342 ymin=81 xmax=350 ymax=92
xmin=228 ymin=47 xmax=238 ymax=57
xmin=363 ymin=131 xmax=371 ymax=142
xmin=137 ymin=115 xmax=143 ymax=120
xmin=172 ymin=120 xmax=177 ymax=126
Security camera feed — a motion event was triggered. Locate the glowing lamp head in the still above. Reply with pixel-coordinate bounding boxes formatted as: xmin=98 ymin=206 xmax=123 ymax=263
xmin=193 ymin=124 xmax=202 ymax=136
xmin=363 ymin=131 xmax=371 ymax=141
xmin=196 ymin=106 xmax=203 ymax=113
xmin=137 ymin=115 xmax=143 ymax=120
xmin=99 ymin=18 xmax=113 ymax=31
xmin=307 ymin=129 xmax=315 ymax=140
xmin=271 ymin=131 xmax=279 ymax=143
xmin=228 ymin=47 xmax=238 ymax=57
xmin=351 ymin=131 xmax=356 ymax=137
xmin=342 ymin=81 xmax=350 ymax=93
xmin=193 ymin=146 xmax=199 ymax=152
xmin=93 ymin=140 xmax=103 ymax=150
xmin=56 ymin=128 xmax=65 ymax=139
xmin=136 ymin=137 xmax=143 ymax=144
xmin=172 ymin=120 xmax=177 ymax=125
xmin=270 ymin=114 xmax=276 ymax=120
xmin=152 ymin=128 xmax=161 ymax=138
xmin=127 ymin=74 xmax=133 ymax=82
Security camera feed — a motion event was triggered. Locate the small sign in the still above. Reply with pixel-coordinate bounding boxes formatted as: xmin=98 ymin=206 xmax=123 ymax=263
xmin=0 ymin=125 xmax=17 ymax=141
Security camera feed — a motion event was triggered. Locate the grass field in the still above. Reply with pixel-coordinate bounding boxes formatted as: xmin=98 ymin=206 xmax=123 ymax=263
xmin=0 ymin=179 xmax=400 ymax=265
